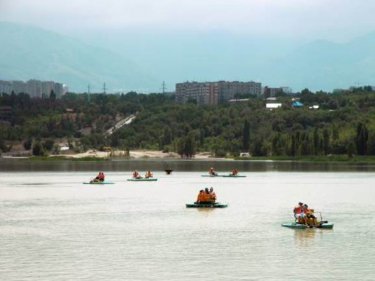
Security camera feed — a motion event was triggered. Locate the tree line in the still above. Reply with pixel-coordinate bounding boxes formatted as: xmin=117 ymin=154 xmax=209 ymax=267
xmin=0 ymin=87 xmax=375 ymax=158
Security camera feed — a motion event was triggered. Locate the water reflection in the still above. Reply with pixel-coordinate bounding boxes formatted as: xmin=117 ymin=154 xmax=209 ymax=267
xmin=293 ymin=229 xmax=316 ymax=248
xmin=294 ymin=228 xmax=334 ymax=248
xmin=195 ymin=208 xmax=218 ymax=215
xmin=21 ymin=183 xmax=49 ymax=185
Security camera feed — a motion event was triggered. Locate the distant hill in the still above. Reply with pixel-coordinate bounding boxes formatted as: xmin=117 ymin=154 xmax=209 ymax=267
xmin=81 ymin=31 xmax=297 ymax=90
xmin=0 ymin=22 xmax=157 ymax=92
xmin=2 ymin=22 xmax=375 ymax=92
xmin=82 ymin=30 xmax=375 ymax=91
xmin=267 ymin=33 xmax=375 ymax=91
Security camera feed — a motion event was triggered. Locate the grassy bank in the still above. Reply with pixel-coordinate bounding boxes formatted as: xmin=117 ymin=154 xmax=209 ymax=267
xmin=234 ymin=155 xmax=375 ymax=163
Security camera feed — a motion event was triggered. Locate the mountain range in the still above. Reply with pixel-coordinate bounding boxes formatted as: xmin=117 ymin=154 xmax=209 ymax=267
xmin=1 ymin=22 xmax=375 ymax=92
xmin=0 ymin=22 xmax=156 ymax=93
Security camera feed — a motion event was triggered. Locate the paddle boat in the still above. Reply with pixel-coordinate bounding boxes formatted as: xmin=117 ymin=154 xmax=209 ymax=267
xmin=282 ymin=221 xmax=334 ymax=229
xmin=221 ymin=174 xmax=246 ymax=178
xmin=201 ymin=174 xmax=246 ymax=178
xmin=128 ymin=170 xmax=157 ymax=181
xmin=186 ymin=202 xmax=228 ymax=208
xmin=282 ymin=210 xmax=334 ymax=229
xmin=202 ymin=168 xmax=245 ymax=177
xmin=83 ymin=181 xmax=114 ymax=185
xmin=85 ymin=172 xmax=111 ymax=184
xmin=187 ymin=187 xmax=227 ymax=208
xmin=127 ymin=178 xmax=158 ymax=182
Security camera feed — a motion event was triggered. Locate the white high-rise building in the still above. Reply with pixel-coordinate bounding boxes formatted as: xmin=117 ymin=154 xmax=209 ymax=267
xmin=0 ymin=79 xmax=67 ymax=98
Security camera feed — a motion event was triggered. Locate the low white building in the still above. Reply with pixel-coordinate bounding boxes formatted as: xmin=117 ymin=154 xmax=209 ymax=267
xmin=309 ymin=105 xmax=320 ymax=110
xmin=266 ymin=103 xmax=282 ymax=110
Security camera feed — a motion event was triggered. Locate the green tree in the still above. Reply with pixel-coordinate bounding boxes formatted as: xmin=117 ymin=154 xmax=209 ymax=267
xmin=290 ymin=134 xmax=297 ymax=156
xmin=0 ymin=138 xmax=8 ymax=152
xmin=347 ymin=142 xmax=355 ymax=158
xmin=184 ymin=132 xmax=196 ymax=158
xmin=252 ymin=138 xmax=267 ymax=156
xmin=355 ymin=123 xmax=369 ymax=155
xmin=23 ymin=138 xmax=33 ymax=150
xmin=176 ymin=138 xmax=185 ymax=158
xmin=43 ymin=139 xmax=55 ymax=151
xmin=323 ymin=129 xmax=330 ymax=155
xmin=32 ymin=141 xmax=45 ymax=156
xmin=313 ymin=128 xmax=320 ymax=155
xmin=242 ymin=120 xmax=250 ymax=151
xmin=49 ymin=90 xmax=56 ymax=100
xmin=159 ymin=127 xmax=172 ymax=149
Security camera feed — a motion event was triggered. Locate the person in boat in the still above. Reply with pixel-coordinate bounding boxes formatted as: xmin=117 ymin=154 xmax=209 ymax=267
xmin=145 ymin=170 xmax=153 ymax=178
xmin=293 ymin=202 xmax=306 ymax=224
xmin=92 ymin=171 xmax=105 ymax=182
xmin=209 ymin=167 xmax=217 ymax=176
xmin=196 ymin=190 xmax=205 ymax=203
xmin=196 ymin=188 xmax=216 ymax=204
xmin=132 ymin=170 xmax=142 ymax=179
xmin=231 ymin=169 xmax=238 ymax=176
xmin=209 ymin=187 xmax=216 ymax=202
xmin=304 ymin=205 xmax=318 ymax=227
xmin=204 ymin=187 xmax=215 ymax=203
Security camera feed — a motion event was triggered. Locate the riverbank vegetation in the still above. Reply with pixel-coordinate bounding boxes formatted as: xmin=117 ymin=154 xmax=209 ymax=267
xmin=1 ymin=87 xmax=375 ymax=160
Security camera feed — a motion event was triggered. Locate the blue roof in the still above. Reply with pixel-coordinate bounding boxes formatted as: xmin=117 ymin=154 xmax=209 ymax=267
xmin=292 ymin=101 xmax=304 ymax=107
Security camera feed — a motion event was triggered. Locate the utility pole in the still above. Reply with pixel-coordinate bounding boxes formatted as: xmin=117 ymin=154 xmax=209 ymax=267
xmin=161 ymin=81 xmax=167 ymax=94
xmin=87 ymin=84 xmax=91 ymax=102
xmin=103 ymin=82 xmax=107 ymax=94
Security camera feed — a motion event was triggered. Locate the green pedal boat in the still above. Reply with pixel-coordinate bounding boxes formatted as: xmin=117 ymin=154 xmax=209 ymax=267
xmin=201 ymin=175 xmax=246 ymax=178
xmin=282 ymin=222 xmax=334 ymax=229
xmin=186 ymin=202 xmax=228 ymax=208
xmin=127 ymin=178 xmax=158 ymax=182
xmin=83 ymin=181 xmax=114 ymax=185
xmin=221 ymin=175 xmax=246 ymax=178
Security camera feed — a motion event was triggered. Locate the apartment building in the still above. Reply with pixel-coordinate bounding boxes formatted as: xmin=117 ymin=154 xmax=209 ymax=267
xmin=175 ymin=80 xmax=261 ymax=105
xmin=217 ymin=81 xmax=262 ymax=102
xmin=175 ymin=82 xmax=219 ymax=105
xmin=263 ymin=86 xmax=284 ymax=98
xmin=0 ymin=79 xmax=67 ymax=98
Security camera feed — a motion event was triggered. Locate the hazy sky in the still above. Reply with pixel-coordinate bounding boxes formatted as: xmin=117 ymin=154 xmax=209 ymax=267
xmin=1 ymin=0 xmax=375 ymax=41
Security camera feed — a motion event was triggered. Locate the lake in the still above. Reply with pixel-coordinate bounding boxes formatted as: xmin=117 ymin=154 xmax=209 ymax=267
xmin=0 ymin=160 xmax=375 ymax=280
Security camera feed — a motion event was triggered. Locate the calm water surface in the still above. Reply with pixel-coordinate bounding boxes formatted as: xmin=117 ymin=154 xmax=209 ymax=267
xmin=1 ymin=169 xmax=375 ymax=280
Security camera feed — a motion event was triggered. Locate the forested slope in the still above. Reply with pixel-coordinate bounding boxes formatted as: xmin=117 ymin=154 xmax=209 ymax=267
xmin=1 ymin=89 xmax=375 ymax=157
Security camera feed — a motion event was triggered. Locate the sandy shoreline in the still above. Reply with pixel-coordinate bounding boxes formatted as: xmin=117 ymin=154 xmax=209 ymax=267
xmin=1 ymin=148 xmax=221 ymax=160
xmin=47 ymin=149 xmax=214 ymax=159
